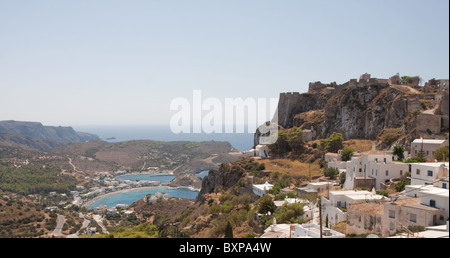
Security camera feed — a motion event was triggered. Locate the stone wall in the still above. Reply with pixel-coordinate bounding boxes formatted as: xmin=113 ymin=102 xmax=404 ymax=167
xmin=346 ymin=203 xmax=383 ymax=235
xmin=353 ymin=177 xmax=376 ymax=190
xmin=417 ymin=113 xmax=442 ymax=135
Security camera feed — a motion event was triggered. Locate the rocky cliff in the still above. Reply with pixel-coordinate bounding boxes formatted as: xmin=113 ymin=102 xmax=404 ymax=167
xmin=264 ymin=74 xmax=449 ymax=149
xmin=195 ymin=160 xmax=247 ymax=203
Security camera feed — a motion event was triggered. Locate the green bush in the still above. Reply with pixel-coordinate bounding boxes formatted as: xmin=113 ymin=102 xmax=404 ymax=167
xmin=324 ymin=167 xmax=339 ymax=179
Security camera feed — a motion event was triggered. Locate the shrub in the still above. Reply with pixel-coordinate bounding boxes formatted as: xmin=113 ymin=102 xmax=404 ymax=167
xmin=324 ymin=167 xmax=339 ymax=179
xmin=341 ymin=147 xmax=355 ymax=161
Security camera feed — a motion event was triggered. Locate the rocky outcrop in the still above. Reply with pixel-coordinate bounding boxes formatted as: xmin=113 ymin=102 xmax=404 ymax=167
xmin=321 ymin=85 xmax=408 ymax=140
xmin=260 ymin=73 xmax=450 ymax=152
xmin=169 ymin=174 xmax=203 ymax=190
xmin=270 ymin=78 xmax=449 ymax=145
xmin=195 ymin=162 xmax=245 ymax=203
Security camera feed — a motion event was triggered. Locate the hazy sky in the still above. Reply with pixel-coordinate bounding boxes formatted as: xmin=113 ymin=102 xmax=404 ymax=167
xmin=0 ymin=0 xmax=449 ymax=127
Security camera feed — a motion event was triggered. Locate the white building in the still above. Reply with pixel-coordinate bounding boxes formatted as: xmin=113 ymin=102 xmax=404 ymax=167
xmin=343 ymin=150 xmax=409 ymax=190
xmin=260 ymin=222 xmax=345 ymax=238
xmin=410 ymin=138 xmax=448 ymax=159
xmin=410 ymin=162 xmax=449 ymax=186
xmin=291 ymin=223 xmax=345 ymax=238
xmin=296 ymin=182 xmax=335 ymax=197
xmin=405 ymin=185 xmax=449 ymax=221
xmin=322 ymin=190 xmax=384 ymax=226
xmin=256 ymin=145 xmax=269 ymax=158
xmin=253 ymin=181 xmax=273 ymax=197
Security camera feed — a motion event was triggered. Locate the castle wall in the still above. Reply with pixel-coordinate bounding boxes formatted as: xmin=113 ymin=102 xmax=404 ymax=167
xmin=417 ymin=113 xmax=442 ymax=135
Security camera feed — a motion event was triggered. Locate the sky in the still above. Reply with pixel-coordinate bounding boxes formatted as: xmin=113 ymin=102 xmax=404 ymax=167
xmin=0 ymin=0 xmax=449 ymax=127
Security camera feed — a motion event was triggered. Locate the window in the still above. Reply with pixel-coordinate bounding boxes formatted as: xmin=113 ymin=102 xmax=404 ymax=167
xmin=390 ymin=223 xmax=394 ymax=231
xmin=410 ymin=214 xmax=417 ymax=223
xmin=427 ymin=170 xmax=433 ymax=177
xmin=416 ymin=169 xmax=420 ymax=175
xmin=386 ymin=170 xmax=389 ymax=176
xmin=337 ymin=201 xmax=341 ymax=208
xmin=443 ymin=183 xmax=447 ymax=189
xmin=400 ymin=170 xmax=403 ymax=176
xmin=384 ymin=158 xmax=386 ymax=163
xmin=389 ymin=210 xmax=395 ymax=219
xmin=430 ymin=200 xmax=436 ymax=208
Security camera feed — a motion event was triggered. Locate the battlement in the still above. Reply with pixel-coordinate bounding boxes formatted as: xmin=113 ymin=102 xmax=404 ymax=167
xmin=307 ymin=73 xmax=394 ymax=93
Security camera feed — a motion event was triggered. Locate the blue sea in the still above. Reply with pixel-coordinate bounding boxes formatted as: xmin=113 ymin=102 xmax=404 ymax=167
xmin=74 ymin=125 xmax=254 ymax=151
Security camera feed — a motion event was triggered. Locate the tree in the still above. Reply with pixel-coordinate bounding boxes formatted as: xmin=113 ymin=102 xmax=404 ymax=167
xmin=341 ymin=147 xmax=355 ymax=161
xmin=286 ymin=127 xmax=305 ymax=152
xmin=275 ymin=203 xmax=304 ymax=224
xmin=321 ymin=132 xmax=344 ymax=153
xmin=224 ymin=221 xmax=234 ymax=238
xmin=257 ymin=195 xmax=275 ymax=214
xmin=434 ymin=146 xmax=449 ymax=162
xmin=324 ymin=167 xmax=339 ymax=180
xmin=339 ymin=172 xmax=346 ymax=186
xmin=269 ymin=131 xmax=290 ymax=154
xmin=393 ymin=146 xmax=405 ymax=161
xmin=416 ymin=149 xmax=426 ymax=162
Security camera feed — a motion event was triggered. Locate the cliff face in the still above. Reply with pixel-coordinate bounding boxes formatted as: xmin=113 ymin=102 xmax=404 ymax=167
xmin=321 ymin=85 xmax=408 ymax=140
xmin=195 ymin=162 xmax=245 ymax=203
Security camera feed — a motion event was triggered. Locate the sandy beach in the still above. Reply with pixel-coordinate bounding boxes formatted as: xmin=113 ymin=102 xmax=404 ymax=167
xmin=81 ymin=186 xmax=164 ymax=208
xmin=81 ymin=185 xmax=200 ymax=209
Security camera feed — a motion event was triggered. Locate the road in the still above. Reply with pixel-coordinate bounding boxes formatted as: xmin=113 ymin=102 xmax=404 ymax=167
xmin=67 ymin=212 xmax=91 ymax=238
xmin=68 ymin=157 xmax=81 ymax=172
xmin=92 ymin=214 xmax=109 ymax=234
xmin=51 ymin=214 xmax=65 ymax=237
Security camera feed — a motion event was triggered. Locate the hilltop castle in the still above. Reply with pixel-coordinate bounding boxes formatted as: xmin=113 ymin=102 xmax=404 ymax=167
xmin=272 ymin=73 xmax=449 ymax=145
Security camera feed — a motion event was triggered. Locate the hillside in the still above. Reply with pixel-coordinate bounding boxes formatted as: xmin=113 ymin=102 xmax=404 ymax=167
xmin=50 ymin=140 xmax=242 ymax=174
xmin=0 ymin=121 xmax=99 ymax=151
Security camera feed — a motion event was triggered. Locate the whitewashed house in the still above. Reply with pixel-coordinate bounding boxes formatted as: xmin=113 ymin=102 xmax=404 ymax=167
xmin=410 ymin=162 xmax=449 ymax=186
xmin=253 ymin=181 xmax=273 ymax=197
xmin=405 ymin=185 xmax=449 ymax=221
xmin=291 ymin=223 xmax=345 ymax=238
xmin=321 ymin=190 xmax=384 ymax=226
xmin=256 ymin=145 xmax=269 ymax=158
xmin=343 ymin=150 xmax=409 ymax=190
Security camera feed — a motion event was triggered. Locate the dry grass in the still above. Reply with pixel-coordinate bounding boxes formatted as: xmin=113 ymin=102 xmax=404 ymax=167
xmin=344 ymin=139 xmax=375 ymax=153
xmin=258 ymin=158 xmax=322 ymax=178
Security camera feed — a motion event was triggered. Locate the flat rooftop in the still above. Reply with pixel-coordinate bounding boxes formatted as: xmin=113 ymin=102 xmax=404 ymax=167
xmin=412 ymin=139 xmax=447 ymax=144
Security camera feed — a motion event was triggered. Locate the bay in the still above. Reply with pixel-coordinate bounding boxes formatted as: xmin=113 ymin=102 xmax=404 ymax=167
xmin=87 ymin=187 xmax=198 ymax=209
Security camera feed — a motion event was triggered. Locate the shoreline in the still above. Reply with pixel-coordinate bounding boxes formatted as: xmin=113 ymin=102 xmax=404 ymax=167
xmin=81 ymin=185 xmax=200 ymax=209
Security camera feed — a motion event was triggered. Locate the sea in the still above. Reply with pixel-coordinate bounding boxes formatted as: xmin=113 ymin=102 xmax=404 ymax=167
xmin=77 ymin=125 xmax=252 ymax=209
xmin=74 ymin=125 xmax=254 ymax=151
